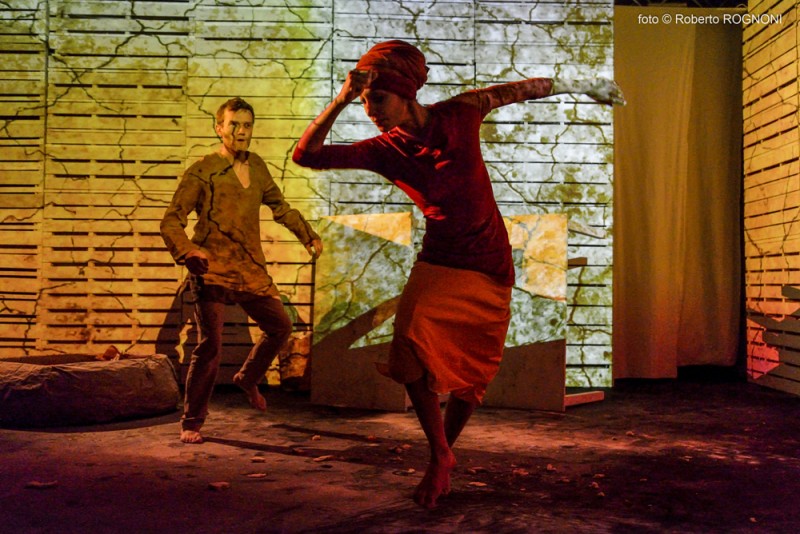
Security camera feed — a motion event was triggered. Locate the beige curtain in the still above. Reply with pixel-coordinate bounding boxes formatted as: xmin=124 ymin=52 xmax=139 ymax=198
xmin=613 ymin=7 xmax=742 ymax=379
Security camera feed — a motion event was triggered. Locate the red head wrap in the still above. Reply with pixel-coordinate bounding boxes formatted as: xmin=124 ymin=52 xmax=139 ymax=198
xmin=355 ymin=40 xmax=429 ymax=100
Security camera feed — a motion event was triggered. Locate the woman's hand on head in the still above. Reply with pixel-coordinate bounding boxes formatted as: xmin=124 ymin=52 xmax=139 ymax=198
xmin=336 ymin=69 xmax=378 ymax=104
xmin=296 ymin=72 xmax=373 ymax=157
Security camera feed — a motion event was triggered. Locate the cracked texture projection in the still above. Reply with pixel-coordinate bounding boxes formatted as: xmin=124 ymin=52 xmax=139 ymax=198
xmin=0 ymin=1 xmax=614 ymax=389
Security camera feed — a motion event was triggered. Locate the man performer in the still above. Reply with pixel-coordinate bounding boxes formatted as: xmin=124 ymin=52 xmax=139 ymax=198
xmin=161 ymin=97 xmax=322 ymax=444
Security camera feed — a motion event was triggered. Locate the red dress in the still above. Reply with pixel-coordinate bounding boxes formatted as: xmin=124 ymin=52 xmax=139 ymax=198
xmin=294 ymin=89 xmax=517 ymax=287
xmin=294 ymin=83 xmax=553 ymax=401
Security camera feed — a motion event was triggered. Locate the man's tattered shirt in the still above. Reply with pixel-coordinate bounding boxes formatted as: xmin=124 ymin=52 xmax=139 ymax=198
xmin=161 ymin=152 xmax=319 ymax=296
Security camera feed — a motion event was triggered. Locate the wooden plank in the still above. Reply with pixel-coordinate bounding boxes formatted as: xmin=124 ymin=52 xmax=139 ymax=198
xmin=48 ymin=34 xmax=189 ymax=57
xmin=743 ymin=172 xmax=799 ymax=204
xmin=50 ymin=18 xmax=189 ymax=35
xmin=743 ymin=87 xmax=799 ymax=126
xmin=196 ymin=21 xmax=329 ymax=40
xmin=0 ymin=118 xmax=45 ymax=140
xmin=41 ymin=260 xmax=312 ymax=277
xmin=743 ymin=0 xmax=797 ymax=47
xmin=743 ymin=211 xmax=800 ymax=234
xmin=0 ymin=253 xmax=40 ymax=270
xmin=190 ymin=57 xmax=331 ymax=80
xmin=762 ymin=330 xmax=800 ymax=351
xmin=567 ymin=265 xmax=611 ymax=286
xmin=744 ymin=195 xmax=800 ymax=220
xmin=39 ymin=281 xmax=183 ymax=296
xmin=484 ymin=340 xmax=567 ymax=411
xmin=565 ymin=366 xmax=611 ymax=389
xmin=743 ymin=232 xmax=800 ymax=256
xmin=336 ymin=0 xmax=472 ymax=18
xmin=0 ymin=193 xmax=42 ymax=209
xmin=46 ymin=177 xmax=183 ymax=194
xmin=744 ymin=135 xmax=800 ymax=170
xmin=567 ymin=285 xmax=612 ymax=306
xmin=0 ymin=277 xmax=40 ymax=295
xmin=192 ymin=39 xmax=331 ymax=59
xmin=749 ymin=371 xmax=800 ymax=396
xmin=47 ymin=130 xmax=186 ymax=147
xmin=475 ymin=1 xmax=611 ymax=23
xmin=566 ymin=326 xmax=611 ymax=347
xmin=42 ymin=218 xmax=169 ymax=233
xmin=46 ymin=144 xmax=185 ymax=161
xmin=47 ymin=115 xmax=185 ymax=131
xmin=742 ymin=105 xmax=798 ymax=149
xmin=564 ymin=390 xmax=605 ymax=408
xmin=38 ymin=294 xmax=181 ymax=310
xmin=746 ymin=255 xmax=800 ymax=273
xmin=744 ymin=162 xmax=800 ymax=191
xmin=55 ymin=0 xmax=194 ymax=18
xmin=47 ymin=100 xmax=187 ymax=116
xmin=476 ymin=23 xmax=611 ymax=47
xmin=566 ymin=344 xmax=612 ymax=366
xmin=743 ymin=26 xmax=797 ymax=80
xmin=742 ymin=48 xmax=797 ymax=102
xmin=196 ymin=4 xmax=332 ymax=24
xmin=746 ymin=270 xmax=800 ymax=287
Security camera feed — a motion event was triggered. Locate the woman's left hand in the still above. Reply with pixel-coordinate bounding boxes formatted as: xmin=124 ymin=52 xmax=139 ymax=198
xmin=585 ymin=79 xmax=626 ymax=106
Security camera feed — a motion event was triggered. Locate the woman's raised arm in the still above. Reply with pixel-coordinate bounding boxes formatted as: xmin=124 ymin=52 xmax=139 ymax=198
xmin=475 ymin=77 xmax=625 ymax=114
xmin=294 ymin=70 xmax=376 ymax=160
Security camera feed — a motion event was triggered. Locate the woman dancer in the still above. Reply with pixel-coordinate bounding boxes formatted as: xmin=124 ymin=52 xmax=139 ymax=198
xmin=293 ymin=40 xmax=624 ymax=508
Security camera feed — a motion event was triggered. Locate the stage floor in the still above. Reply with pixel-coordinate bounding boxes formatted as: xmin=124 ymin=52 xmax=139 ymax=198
xmin=1 ymin=376 xmax=798 ymax=533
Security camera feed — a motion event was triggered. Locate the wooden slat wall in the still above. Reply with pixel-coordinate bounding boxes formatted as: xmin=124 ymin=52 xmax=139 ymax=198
xmin=40 ymin=0 xmax=190 ymax=362
xmin=743 ymin=0 xmax=800 ymax=395
xmin=0 ymin=0 xmax=46 ymax=354
xmin=0 ymin=0 xmax=614 ymax=388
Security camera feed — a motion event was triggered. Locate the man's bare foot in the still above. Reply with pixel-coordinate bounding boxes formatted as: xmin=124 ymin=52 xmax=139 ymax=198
xmin=413 ymin=449 xmax=457 ymax=509
xmin=180 ymin=429 xmax=204 ymax=444
xmin=233 ymin=372 xmax=267 ymax=411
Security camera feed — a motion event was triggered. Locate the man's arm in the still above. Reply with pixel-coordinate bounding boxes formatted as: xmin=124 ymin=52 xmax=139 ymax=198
xmin=160 ymin=172 xmax=207 ymax=267
xmin=260 ymin=171 xmax=323 ymax=258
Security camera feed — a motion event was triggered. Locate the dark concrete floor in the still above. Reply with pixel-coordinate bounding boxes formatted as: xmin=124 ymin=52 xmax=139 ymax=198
xmin=1 ymin=376 xmax=798 ymax=534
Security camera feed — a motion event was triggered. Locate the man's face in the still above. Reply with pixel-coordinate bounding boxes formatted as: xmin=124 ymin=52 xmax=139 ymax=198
xmin=215 ymin=108 xmax=254 ymax=155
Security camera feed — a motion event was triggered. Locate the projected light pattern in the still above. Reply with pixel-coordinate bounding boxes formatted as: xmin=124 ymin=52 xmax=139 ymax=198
xmin=0 ymin=0 xmax=614 ymax=388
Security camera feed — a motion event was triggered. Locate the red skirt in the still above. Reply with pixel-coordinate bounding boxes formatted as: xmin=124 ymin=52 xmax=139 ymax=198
xmin=385 ymin=262 xmax=512 ymax=404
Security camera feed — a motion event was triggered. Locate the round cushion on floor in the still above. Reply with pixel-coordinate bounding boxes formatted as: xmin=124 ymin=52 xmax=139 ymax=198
xmin=0 ymin=355 xmax=180 ymax=428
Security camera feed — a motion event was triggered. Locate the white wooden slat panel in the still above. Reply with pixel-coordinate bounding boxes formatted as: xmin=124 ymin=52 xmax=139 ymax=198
xmin=743 ymin=0 xmax=800 ymax=396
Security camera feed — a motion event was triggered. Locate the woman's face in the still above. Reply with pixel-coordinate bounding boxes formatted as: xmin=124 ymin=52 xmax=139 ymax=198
xmin=360 ymin=89 xmax=410 ymax=132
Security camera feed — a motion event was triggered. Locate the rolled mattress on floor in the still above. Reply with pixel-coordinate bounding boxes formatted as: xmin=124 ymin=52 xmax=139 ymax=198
xmin=0 ymin=354 xmax=180 ymax=428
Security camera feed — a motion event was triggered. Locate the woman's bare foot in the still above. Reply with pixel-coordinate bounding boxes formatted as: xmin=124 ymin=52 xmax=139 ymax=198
xmin=180 ymin=429 xmax=204 ymax=444
xmin=413 ymin=449 xmax=457 ymax=509
xmin=233 ymin=372 xmax=267 ymax=411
